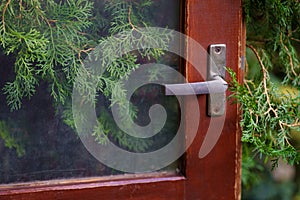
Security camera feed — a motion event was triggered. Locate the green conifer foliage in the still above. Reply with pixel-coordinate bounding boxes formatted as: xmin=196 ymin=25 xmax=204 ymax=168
xmin=0 ymin=0 xmax=175 ymax=154
xmin=0 ymin=0 xmax=93 ymax=110
xmin=230 ymin=0 xmax=300 ymax=186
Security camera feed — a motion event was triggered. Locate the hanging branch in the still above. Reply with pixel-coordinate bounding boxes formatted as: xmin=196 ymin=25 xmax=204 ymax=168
xmin=246 ymin=44 xmax=278 ymax=118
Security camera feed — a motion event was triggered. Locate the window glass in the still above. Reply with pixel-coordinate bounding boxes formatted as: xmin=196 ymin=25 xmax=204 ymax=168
xmin=0 ymin=0 xmax=180 ymax=184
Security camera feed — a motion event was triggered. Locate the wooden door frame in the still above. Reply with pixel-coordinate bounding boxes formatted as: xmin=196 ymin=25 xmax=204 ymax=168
xmin=0 ymin=0 xmax=244 ymax=199
xmin=184 ymin=0 xmax=244 ymax=199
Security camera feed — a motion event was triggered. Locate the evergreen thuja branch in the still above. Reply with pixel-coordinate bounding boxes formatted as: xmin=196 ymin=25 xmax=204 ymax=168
xmin=246 ymin=44 xmax=278 ymax=118
xmin=0 ymin=121 xmax=25 ymax=157
xmin=78 ymin=47 xmax=95 ymax=63
xmin=280 ymin=33 xmax=298 ymax=78
xmin=229 ymin=41 xmax=300 ymax=164
xmin=244 ymin=0 xmax=300 ymax=85
xmin=2 ymin=0 xmax=93 ymax=108
xmin=228 ymin=68 xmax=299 ymax=166
xmin=128 ymin=6 xmax=136 ymax=30
xmin=1 ymin=0 xmax=173 ymax=156
xmin=71 ymin=0 xmax=174 ymax=151
xmin=1 ymin=0 xmax=11 ymax=32
xmin=291 ymin=37 xmax=300 ymax=43
xmin=280 ymin=120 xmax=300 ymax=128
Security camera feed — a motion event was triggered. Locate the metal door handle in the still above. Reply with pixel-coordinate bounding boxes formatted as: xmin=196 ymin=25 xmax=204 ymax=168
xmin=164 ymin=76 xmax=227 ymax=95
xmin=164 ymin=44 xmax=227 ymax=117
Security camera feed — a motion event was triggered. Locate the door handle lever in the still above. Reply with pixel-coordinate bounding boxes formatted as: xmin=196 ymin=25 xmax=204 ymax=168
xmin=164 ymin=75 xmax=227 ymax=96
xmin=164 ymin=44 xmax=227 ymax=117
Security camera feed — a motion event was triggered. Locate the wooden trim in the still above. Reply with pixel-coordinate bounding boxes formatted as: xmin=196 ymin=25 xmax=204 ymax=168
xmin=235 ymin=5 xmax=246 ymax=200
xmin=0 ymin=172 xmax=177 ymax=192
xmin=184 ymin=0 xmax=243 ymax=199
xmin=0 ymin=173 xmax=185 ymax=200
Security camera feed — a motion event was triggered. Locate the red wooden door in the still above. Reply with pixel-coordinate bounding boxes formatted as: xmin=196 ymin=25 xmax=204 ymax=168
xmin=0 ymin=0 xmax=244 ymax=199
xmin=184 ymin=0 xmax=244 ymax=199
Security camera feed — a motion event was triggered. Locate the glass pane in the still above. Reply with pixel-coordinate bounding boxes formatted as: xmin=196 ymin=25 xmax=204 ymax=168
xmin=0 ymin=0 xmax=181 ymax=184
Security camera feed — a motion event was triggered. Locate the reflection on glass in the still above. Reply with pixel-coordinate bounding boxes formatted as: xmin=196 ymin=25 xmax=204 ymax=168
xmin=0 ymin=0 xmax=180 ymax=184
